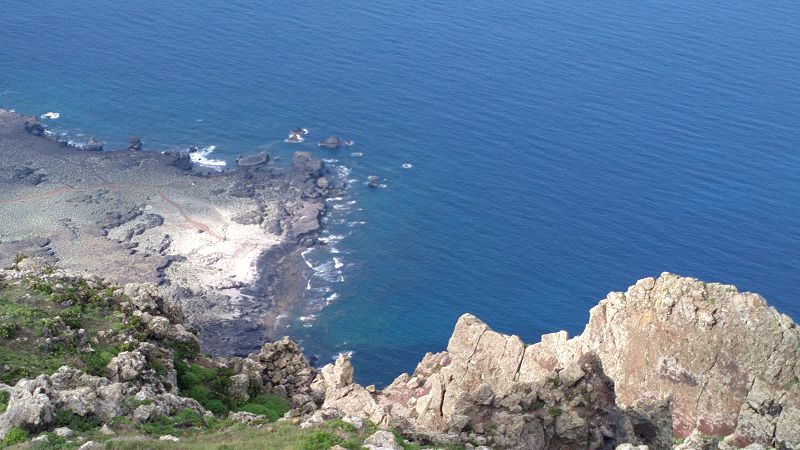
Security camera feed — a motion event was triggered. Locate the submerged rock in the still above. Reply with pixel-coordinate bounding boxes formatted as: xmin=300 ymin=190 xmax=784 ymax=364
xmin=236 ymin=151 xmax=269 ymax=167
xmin=318 ymin=136 xmax=353 ymax=149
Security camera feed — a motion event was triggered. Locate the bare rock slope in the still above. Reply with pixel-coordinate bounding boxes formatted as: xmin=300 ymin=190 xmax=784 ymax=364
xmin=315 ymin=273 xmax=800 ymax=449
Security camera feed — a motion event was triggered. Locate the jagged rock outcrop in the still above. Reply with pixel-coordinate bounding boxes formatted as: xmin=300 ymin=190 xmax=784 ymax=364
xmin=313 ymin=274 xmax=800 ymax=449
xmin=229 ymin=337 xmax=318 ymax=413
xmin=520 ymin=273 xmax=800 ymax=447
xmin=0 ymin=365 xmax=205 ymax=437
xmin=313 ymin=316 xmax=672 ymax=450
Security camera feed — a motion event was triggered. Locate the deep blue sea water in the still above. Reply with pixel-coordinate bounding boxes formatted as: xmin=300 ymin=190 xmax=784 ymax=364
xmin=2 ymin=0 xmax=799 ymax=386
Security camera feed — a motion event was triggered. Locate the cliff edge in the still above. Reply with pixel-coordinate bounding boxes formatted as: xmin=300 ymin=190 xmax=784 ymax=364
xmin=314 ymin=273 xmax=800 ymax=449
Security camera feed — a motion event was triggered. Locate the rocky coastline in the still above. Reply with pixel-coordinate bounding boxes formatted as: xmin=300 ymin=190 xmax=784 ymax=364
xmin=0 ymin=261 xmax=796 ymax=449
xmin=0 ymin=108 xmax=337 ymax=356
xmin=1 ymin=109 xmax=799 ymax=450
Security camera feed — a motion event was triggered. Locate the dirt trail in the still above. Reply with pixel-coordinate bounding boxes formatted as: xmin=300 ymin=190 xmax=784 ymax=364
xmin=158 ymin=188 xmax=222 ymax=239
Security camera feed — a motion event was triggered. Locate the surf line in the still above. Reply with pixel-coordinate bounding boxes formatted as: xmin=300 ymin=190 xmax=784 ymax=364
xmin=158 ymin=188 xmax=222 ymax=239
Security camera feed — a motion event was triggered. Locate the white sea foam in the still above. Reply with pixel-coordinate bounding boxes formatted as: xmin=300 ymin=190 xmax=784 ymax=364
xmin=333 ymin=257 xmax=344 ymax=269
xmin=189 ymin=145 xmax=227 ymax=168
xmin=319 ymin=234 xmax=345 ymax=244
xmin=350 ymin=152 xmax=364 ymax=157
xmin=41 ymin=112 xmax=60 ymax=119
xmin=334 ymin=350 xmax=354 ymax=360
xmin=329 ymin=247 xmax=340 ymax=254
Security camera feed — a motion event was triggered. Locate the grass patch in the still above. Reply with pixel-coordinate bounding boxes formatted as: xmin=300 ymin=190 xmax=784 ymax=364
xmin=139 ymin=409 xmax=205 ymax=436
xmin=0 ymin=391 xmax=9 ymax=413
xmin=2 ymin=426 xmax=28 ymax=447
xmin=235 ymin=395 xmax=290 ymax=422
xmin=175 ymin=359 xmax=270 ymax=417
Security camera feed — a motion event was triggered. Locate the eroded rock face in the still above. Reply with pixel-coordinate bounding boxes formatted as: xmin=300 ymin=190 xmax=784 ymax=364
xmin=314 ymin=317 xmax=672 ymax=450
xmin=521 ymin=273 xmax=800 ymax=447
xmin=314 ymin=274 xmax=800 ymax=449
xmin=228 ymin=336 xmax=319 ymax=414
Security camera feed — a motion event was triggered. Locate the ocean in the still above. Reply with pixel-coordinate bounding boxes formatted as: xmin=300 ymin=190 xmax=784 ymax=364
xmin=1 ymin=0 xmax=799 ymax=386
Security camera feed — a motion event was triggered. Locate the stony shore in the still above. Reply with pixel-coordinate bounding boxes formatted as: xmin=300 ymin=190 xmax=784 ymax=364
xmin=0 ymin=109 xmax=337 ymax=356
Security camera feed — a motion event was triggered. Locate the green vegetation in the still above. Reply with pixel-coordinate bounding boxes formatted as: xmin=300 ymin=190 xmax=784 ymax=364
xmin=0 ymin=275 xmax=138 ymax=384
xmin=548 ymin=406 xmax=563 ymax=417
xmin=174 ymin=359 xmax=289 ymax=419
xmin=54 ymin=409 xmax=101 ymax=433
xmin=236 ymin=395 xmax=290 ymax=422
xmin=528 ymin=399 xmax=545 ymax=411
xmin=139 ymin=409 xmax=206 ymax=435
xmin=1 ymin=427 xmax=28 ymax=447
xmin=0 ymin=391 xmax=9 ymax=413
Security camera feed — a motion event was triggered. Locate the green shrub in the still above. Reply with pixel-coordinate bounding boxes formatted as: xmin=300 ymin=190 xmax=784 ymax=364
xmin=2 ymin=426 xmax=28 ymax=446
xmin=0 ymin=391 xmax=9 ymax=413
xmin=300 ymin=430 xmax=342 ymax=450
xmin=0 ymin=322 xmax=18 ymax=340
xmin=175 ymin=360 xmax=238 ymax=415
xmin=235 ymin=394 xmax=289 ymax=422
xmin=79 ymin=346 xmax=119 ymax=377
xmin=139 ymin=409 xmax=204 ymax=435
xmin=172 ymin=408 xmax=204 ymax=428
xmin=203 ymin=399 xmax=227 ymax=416
xmin=54 ymin=409 xmax=101 ymax=432
xmin=59 ymin=306 xmax=84 ymax=329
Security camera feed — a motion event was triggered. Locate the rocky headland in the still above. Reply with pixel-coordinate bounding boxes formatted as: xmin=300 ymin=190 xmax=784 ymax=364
xmin=314 ymin=273 xmax=800 ymax=450
xmin=0 ymin=258 xmax=796 ymax=449
xmin=0 ymin=109 xmax=337 ymax=356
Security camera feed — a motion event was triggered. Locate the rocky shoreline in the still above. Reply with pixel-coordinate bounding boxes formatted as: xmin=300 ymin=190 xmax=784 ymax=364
xmin=0 ymin=108 xmax=338 ymax=356
xmin=0 ymin=261 xmax=796 ymax=449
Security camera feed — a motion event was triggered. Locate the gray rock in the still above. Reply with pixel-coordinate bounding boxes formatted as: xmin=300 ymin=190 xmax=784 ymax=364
xmin=363 ymin=430 xmax=402 ymax=450
xmin=54 ymin=426 xmax=74 ymax=437
xmin=228 ymin=411 xmax=266 ymax=426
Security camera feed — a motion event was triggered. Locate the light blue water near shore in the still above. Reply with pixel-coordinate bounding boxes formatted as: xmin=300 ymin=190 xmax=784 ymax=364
xmin=2 ymin=0 xmax=799 ymax=386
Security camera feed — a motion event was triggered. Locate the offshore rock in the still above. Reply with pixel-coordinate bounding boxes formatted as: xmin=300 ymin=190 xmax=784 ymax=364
xmin=236 ymin=151 xmax=269 ymax=167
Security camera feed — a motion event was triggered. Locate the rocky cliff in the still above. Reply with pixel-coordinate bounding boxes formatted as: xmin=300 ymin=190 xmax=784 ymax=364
xmin=0 ymin=259 xmax=797 ymax=449
xmin=314 ymin=273 xmax=800 ymax=449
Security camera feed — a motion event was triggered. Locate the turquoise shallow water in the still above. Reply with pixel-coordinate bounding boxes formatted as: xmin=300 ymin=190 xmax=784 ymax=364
xmin=1 ymin=0 xmax=799 ymax=386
